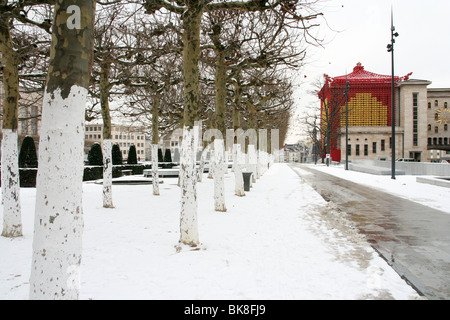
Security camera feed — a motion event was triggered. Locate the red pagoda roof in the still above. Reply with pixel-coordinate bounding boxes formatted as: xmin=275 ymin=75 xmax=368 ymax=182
xmin=326 ymin=62 xmax=412 ymax=84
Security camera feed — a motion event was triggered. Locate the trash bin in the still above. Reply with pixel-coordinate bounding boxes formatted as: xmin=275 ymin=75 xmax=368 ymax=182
xmin=242 ymin=172 xmax=253 ymax=192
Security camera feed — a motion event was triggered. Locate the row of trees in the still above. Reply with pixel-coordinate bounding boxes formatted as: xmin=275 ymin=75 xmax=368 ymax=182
xmin=1 ymin=0 xmax=324 ymax=299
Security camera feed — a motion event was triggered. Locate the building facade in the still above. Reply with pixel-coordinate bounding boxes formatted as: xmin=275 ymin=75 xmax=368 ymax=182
xmin=427 ymin=88 xmax=450 ymax=161
xmin=85 ymin=124 xmax=147 ymax=161
xmin=0 ymin=84 xmax=43 ymax=149
xmin=319 ymin=63 xmax=449 ymax=163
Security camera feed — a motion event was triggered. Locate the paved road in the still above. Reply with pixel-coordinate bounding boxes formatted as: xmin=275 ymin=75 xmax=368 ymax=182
xmin=291 ymin=164 xmax=450 ymax=300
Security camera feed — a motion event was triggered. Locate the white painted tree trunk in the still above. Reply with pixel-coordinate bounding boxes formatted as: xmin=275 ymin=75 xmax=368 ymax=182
xmin=179 ymin=126 xmax=199 ymax=246
xmin=224 ymin=150 xmax=229 ymax=174
xmin=234 ymin=144 xmax=245 ymax=197
xmin=213 ymin=139 xmax=226 ymax=212
xmin=248 ymin=144 xmax=257 ymax=184
xmin=151 ymin=144 xmax=160 ymax=196
xmin=231 ymin=143 xmax=237 ymax=172
xmin=102 ymin=139 xmax=114 ymax=208
xmin=29 ymin=86 xmax=87 ymax=300
xmin=260 ymin=151 xmax=267 ymax=175
xmin=1 ymin=129 xmax=22 ymax=237
xmin=197 ymin=148 xmax=207 ymax=183
xmin=207 ymin=150 xmax=214 ymax=179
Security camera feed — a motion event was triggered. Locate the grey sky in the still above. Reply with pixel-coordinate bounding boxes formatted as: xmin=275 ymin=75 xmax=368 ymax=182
xmin=286 ymin=0 xmax=450 ymax=143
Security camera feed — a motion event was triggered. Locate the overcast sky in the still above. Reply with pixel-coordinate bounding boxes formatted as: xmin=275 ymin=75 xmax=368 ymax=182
xmin=286 ymin=0 xmax=450 ymax=143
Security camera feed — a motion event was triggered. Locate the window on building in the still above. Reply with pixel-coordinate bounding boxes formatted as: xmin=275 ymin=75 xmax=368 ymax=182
xmin=428 ymin=102 xmax=431 ymax=109
xmin=413 ymin=93 xmax=418 ymax=107
xmin=435 ymin=126 xmax=439 ymax=133
xmin=428 ymin=137 xmax=432 ymax=145
xmin=356 ymin=145 xmax=360 ymax=156
xmin=373 ymin=142 xmax=377 ymax=153
xmin=435 ymin=100 xmax=439 ymax=107
xmin=445 ymin=124 xmax=448 ymax=131
xmin=381 ymin=139 xmax=385 ymax=151
xmin=445 ymin=102 xmax=448 ymax=108
xmin=444 ymin=138 xmax=448 ymax=145
xmin=439 ymin=138 xmax=443 ymax=145
xmin=428 ymin=124 xmax=432 ymax=131
xmin=435 ymin=113 xmax=439 ymax=120
xmin=413 ymin=103 xmax=418 ymax=146
xmin=347 ymin=144 xmax=351 ymax=156
xmin=364 ymin=144 xmax=368 ymax=156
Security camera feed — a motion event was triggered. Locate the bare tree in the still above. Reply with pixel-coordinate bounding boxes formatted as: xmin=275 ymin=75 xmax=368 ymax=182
xmin=144 ymin=0 xmax=323 ymax=247
xmin=0 ymin=0 xmax=52 ymax=238
xmin=29 ymin=0 xmax=95 ymax=300
xmin=0 ymin=6 xmax=22 ymax=237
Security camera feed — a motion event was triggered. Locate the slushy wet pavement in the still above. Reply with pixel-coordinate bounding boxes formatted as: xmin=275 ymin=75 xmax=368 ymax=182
xmin=293 ymin=164 xmax=450 ymax=300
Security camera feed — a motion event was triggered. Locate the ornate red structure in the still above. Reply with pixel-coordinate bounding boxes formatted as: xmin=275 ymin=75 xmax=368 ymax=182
xmin=318 ymin=62 xmax=412 ymax=162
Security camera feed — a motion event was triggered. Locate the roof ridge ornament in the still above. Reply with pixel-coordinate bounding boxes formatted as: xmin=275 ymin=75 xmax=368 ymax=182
xmin=354 ymin=62 xmax=364 ymax=72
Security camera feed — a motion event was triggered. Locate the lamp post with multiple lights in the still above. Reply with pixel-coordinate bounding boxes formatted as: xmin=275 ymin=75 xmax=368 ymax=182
xmin=344 ymin=75 xmax=350 ymax=170
xmin=387 ymin=10 xmax=399 ymax=180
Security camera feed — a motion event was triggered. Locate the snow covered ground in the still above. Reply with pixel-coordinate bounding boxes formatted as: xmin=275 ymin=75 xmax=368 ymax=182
xmin=300 ymin=163 xmax=450 ymax=215
xmin=0 ymin=163 xmax=422 ymax=299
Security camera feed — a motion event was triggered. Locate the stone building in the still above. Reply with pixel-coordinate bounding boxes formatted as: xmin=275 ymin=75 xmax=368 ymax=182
xmin=319 ymin=62 xmax=449 ymax=162
xmin=427 ymin=88 xmax=450 ymax=161
xmin=84 ymin=123 xmax=147 ymax=161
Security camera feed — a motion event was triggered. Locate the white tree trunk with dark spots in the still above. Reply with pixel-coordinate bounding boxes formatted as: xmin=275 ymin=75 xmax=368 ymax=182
xmin=1 ymin=129 xmax=22 ymax=237
xmin=179 ymin=126 xmax=199 ymax=246
xmin=152 ymin=144 xmax=160 ymax=196
xmin=234 ymin=144 xmax=245 ymax=197
xmin=197 ymin=148 xmax=207 ymax=183
xmin=248 ymin=144 xmax=257 ymax=183
xmin=102 ymin=139 xmax=114 ymax=208
xmin=29 ymin=86 xmax=87 ymax=300
xmin=208 ymin=150 xmax=214 ymax=179
xmin=213 ymin=139 xmax=226 ymax=212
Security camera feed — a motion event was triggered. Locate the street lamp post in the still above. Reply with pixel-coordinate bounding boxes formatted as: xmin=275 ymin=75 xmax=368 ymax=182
xmin=344 ymin=75 xmax=350 ymax=170
xmin=387 ymin=9 xmax=399 ymax=180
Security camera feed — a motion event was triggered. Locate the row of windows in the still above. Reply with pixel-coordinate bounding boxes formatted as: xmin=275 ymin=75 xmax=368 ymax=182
xmin=428 ymin=137 xmax=449 ymax=146
xmin=122 ymin=149 xmax=145 ymax=155
xmin=86 ymin=126 xmax=145 ymax=135
xmin=346 ymin=140 xmax=388 ymax=156
xmin=428 ymin=124 xmax=448 ymax=132
xmin=117 ymin=142 xmax=145 ymax=148
xmin=114 ymin=134 xmax=144 ymax=140
xmin=428 ymin=101 xmax=448 ymax=108
xmin=86 ymin=127 xmax=145 ymax=140
xmin=86 ymin=134 xmax=101 ymax=140
xmin=86 ymin=131 xmax=146 ymax=141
